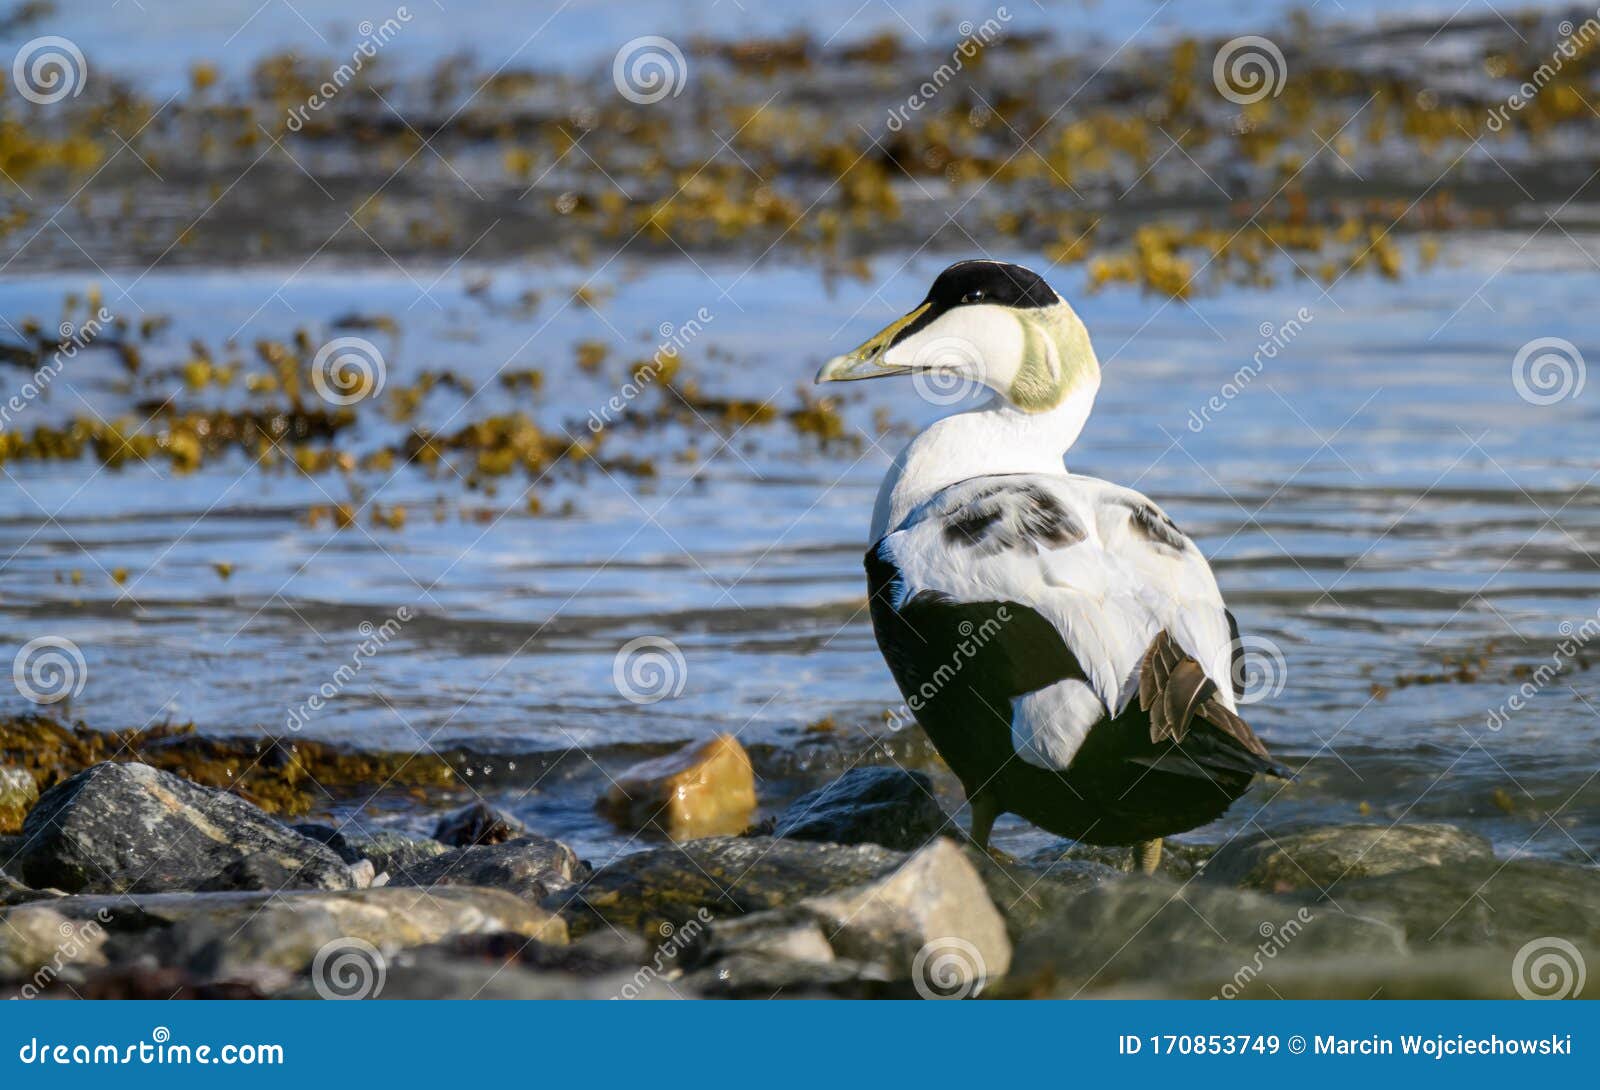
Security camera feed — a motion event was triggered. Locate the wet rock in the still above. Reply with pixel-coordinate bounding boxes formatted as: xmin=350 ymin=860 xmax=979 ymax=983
xmin=799 ymin=838 xmax=1011 ymax=988
xmin=1321 ymin=858 xmax=1600 ymax=954
xmin=320 ymin=948 xmax=687 ymax=1000
xmin=1029 ymin=839 xmax=1213 ymax=880
xmin=1008 ymin=875 xmax=1404 ymax=996
xmin=2 ymin=872 xmax=50 ymax=907
xmin=387 ymin=836 xmax=588 ymax=901
xmin=0 ymin=904 xmax=109 ymax=984
xmin=15 ymin=762 xmax=352 ymax=894
xmin=687 ymin=953 xmax=888 ymax=998
xmin=687 ymin=840 xmax=1011 ymax=996
xmin=346 ymin=829 xmax=448 ymax=877
xmin=428 ymin=929 xmax=651 ymax=978
xmin=773 ymin=767 xmax=948 ymax=851
xmin=41 ymin=885 xmax=566 ymax=986
xmin=600 ymin=735 xmax=756 ymax=841
xmin=432 ymin=802 xmax=526 ymax=847
xmin=557 ymin=836 xmax=904 ymax=938
xmin=969 ymin=850 xmax=1118 ymax=940
xmin=1203 ymin=823 xmax=1493 ymax=892
xmin=292 ymin=822 xmax=362 ymax=863
xmin=1131 ymin=947 xmax=1530 ymax=1000
xmin=0 ymin=767 xmax=36 ymax=834
xmin=71 ymin=965 xmax=271 ymax=1000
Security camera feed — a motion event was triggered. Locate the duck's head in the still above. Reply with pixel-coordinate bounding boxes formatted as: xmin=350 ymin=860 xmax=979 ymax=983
xmin=816 ymin=260 xmax=1099 ymax=412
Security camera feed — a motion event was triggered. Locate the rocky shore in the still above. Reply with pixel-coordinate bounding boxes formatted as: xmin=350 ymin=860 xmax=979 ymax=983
xmin=2 ymin=754 xmax=1593 ymax=1000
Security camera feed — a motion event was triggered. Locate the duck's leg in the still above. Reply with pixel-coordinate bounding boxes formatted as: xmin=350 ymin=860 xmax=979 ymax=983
xmin=967 ymin=790 xmax=1002 ymax=855
xmin=1133 ymin=837 xmax=1163 ymax=875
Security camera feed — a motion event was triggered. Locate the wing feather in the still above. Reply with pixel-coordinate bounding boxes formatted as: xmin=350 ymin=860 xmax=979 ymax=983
xmin=878 ymin=472 xmax=1270 ymax=772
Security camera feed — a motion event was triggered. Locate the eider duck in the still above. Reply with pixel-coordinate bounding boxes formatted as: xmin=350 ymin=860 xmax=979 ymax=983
xmin=817 ymin=260 xmax=1285 ymax=872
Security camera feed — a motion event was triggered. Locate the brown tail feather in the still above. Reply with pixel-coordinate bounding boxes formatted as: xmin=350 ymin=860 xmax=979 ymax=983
xmin=1139 ymin=630 xmax=1274 ymax=761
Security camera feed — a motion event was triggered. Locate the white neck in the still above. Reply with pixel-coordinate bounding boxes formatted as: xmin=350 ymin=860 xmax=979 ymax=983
xmin=869 ymin=380 xmax=1099 ymax=541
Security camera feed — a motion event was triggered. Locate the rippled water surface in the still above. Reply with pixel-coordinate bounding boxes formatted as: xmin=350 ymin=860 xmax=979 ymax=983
xmin=4 ymin=232 xmax=1597 ymax=863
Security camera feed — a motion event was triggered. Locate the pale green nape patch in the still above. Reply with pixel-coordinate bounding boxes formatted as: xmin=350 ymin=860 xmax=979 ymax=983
xmin=1007 ymin=304 xmax=1101 ymax=412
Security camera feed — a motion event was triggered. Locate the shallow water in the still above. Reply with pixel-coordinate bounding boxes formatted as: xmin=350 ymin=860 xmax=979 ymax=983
xmin=3 ymin=230 xmax=1597 ymax=865
xmin=16 ymin=0 xmax=1541 ymax=92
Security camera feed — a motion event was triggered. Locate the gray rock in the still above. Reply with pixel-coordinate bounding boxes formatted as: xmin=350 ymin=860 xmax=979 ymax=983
xmin=691 ymin=839 xmax=1012 ymax=997
xmin=969 ymin=849 xmax=1118 ymax=941
xmin=2 ymin=872 xmax=50 ymax=907
xmin=686 ymin=953 xmax=887 ymax=998
xmin=799 ymin=838 xmax=1011 ymax=990
xmin=15 ymin=762 xmax=353 ymax=895
xmin=335 ymin=949 xmax=689 ymax=1000
xmin=774 ymin=768 xmax=950 ymax=851
xmin=1321 ymin=858 xmax=1600 ymax=953
xmin=347 ymin=859 xmax=377 ymax=889
xmin=346 ymin=829 xmax=448 ymax=877
xmin=432 ymin=802 xmax=526 ymax=847
xmin=0 ymin=903 xmax=109 ymax=985
xmin=35 ymin=885 xmax=567 ymax=988
xmin=1203 ymin=823 xmax=1493 ymax=892
xmin=291 ymin=822 xmax=362 ymax=863
xmin=424 ymin=929 xmax=652 ymax=978
xmin=0 ymin=834 xmax=21 ymax=876
xmin=556 ymin=836 xmax=906 ymax=938
xmin=387 ymin=836 xmax=587 ymax=900
xmin=1009 ymin=875 xmax=1405 ymax=996
xmin=1124 ymin=947 xmax=1534 ymax=1000
xmin=0 ymin=767 xmax=36 ymax=834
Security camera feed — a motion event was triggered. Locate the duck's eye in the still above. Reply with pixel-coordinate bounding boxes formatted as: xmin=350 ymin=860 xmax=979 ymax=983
xmin=961 ymin=290 xmax=986 ymax=304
